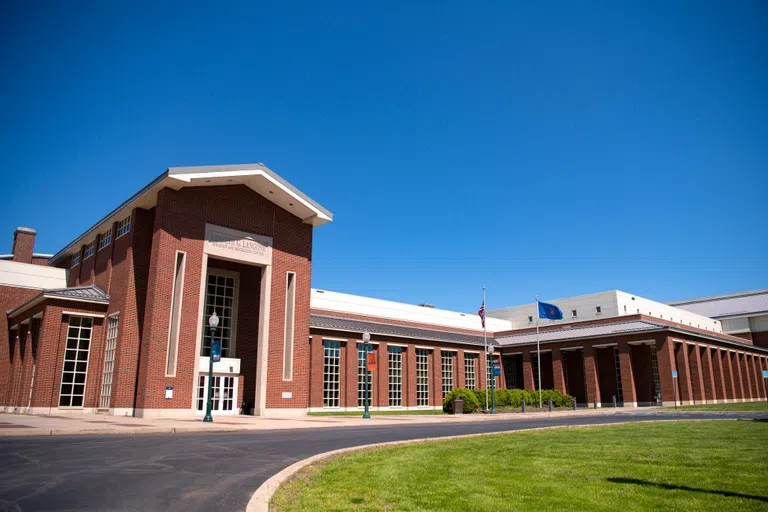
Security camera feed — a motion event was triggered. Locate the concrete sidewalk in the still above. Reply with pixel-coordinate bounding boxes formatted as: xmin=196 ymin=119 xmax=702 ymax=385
xmin=0 ymin=407 xmax=662 ymax=436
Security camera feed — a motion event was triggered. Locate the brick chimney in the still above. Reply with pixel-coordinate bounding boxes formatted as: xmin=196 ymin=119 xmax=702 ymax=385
xmin=12 ymin=227 xmax=36 ymax=264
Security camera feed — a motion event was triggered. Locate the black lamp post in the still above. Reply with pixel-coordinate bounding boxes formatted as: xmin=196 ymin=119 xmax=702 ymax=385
xmin=203 ymin=311 xmax=219 ymax=423
xmin=362 ymin=330 xmax=371 ymax=419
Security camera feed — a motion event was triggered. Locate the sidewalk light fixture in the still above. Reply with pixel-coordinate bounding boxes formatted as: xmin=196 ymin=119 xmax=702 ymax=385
xmin=203 ymin=311 xmax=219 ymax=423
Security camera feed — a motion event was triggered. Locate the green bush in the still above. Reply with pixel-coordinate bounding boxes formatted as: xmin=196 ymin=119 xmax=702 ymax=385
xmin=443 ymin=388 xmax=480 ymax=414
xmin=467 ymin=388 xmax=574 ymax=409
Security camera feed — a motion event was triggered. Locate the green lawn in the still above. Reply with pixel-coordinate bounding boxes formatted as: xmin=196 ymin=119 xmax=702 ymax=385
xmin=664 ymin=401 xmax=768 ymax=412
xmin=271 ymin=420 xmax=768 ymax=511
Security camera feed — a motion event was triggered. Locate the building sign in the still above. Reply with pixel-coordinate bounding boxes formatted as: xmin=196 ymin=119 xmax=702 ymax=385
xmin=367 ymin=353 xmax=376 ymax=372
xmin=763 ymin=370 xmax=768 ymax=379
xmin=672 ymin=370 xmax=678 ymax=378
xmin=165 ymin=386 xmax=173 ymax=399
xmin=204 ymin=224 xmax=273 ymax=266
xmin=212 ymin=340 xmax=222 ymax=362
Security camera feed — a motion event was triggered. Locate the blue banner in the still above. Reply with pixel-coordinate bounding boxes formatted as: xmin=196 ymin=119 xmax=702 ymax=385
xmin=212 ymin=340 xmax=222 ymax=362
xmin=538 ymin=300 xmax=563 ymax=320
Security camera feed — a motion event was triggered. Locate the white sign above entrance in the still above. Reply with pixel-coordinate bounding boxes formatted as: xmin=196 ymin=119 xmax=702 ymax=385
xmin=204 ymin=224 xmax=273 ymax=266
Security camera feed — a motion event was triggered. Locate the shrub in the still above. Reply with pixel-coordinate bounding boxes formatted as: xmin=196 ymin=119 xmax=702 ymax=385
xmin=443 ymin=388 xmax=480 ymax=414
xmin=473 ymin=388 xmax=574 ymax=409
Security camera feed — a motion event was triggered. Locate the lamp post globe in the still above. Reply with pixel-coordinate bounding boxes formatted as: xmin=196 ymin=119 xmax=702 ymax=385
xmin=362 ymin=330 xmax=371 ymax=419
xmin=203 ymin=311 xmax=219 ymax=423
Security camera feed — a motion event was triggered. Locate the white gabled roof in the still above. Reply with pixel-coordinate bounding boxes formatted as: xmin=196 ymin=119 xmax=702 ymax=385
xmin=50 ymin=163 xmax=333 ymax=265
xmin=310 ymin=289 xmax=512 ymax=332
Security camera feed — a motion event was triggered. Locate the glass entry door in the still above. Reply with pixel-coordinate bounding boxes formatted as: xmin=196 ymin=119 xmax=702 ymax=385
xmin=196 ymin=374 xmax=237 ymax=414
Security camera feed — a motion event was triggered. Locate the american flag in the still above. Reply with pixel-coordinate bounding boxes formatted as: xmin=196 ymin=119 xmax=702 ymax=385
xmin=478 ymin=301 xmax=485 ymax=328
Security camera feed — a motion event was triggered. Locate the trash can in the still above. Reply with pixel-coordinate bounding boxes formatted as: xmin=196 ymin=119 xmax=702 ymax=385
xmin=453 ymin=399 xmax=463 ymax=415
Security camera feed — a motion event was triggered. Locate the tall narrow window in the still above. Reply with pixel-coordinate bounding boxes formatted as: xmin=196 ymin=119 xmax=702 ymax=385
xmin=323 ymin=340 xmax=341 ymax=408
xmin=166 ymin=252 xmax=186 ymax=376
xmin=59 ymin=316 xmax=93 ymax=407
xmin=441 ymin=351 xmax=454 ymax=398
xmin=465 ymin=353 xmax=477 ymax=390
xmin=388 ymin=347 xmax=403 ymax=406
xmin=532 ymin=355 xmax=540 ymax=391
xmin=416 ymin=349 xmax=430 ymax=407
xmin=283 ymin=272 xmax=296 ymax=380
xmin=357 ymin=344 xmax=373 ymax=407
xmin=487 ymin=356 xmax=498 ymax=389
xmin=562 ymin=351 xmax=570 ymax=395
xmin=201 ymin=271 xmax=237 ymax=357
xmin=99 ymin=314 xmax=119 ymax=409
xmin=650 ymin=345 xmax=661 ymax=402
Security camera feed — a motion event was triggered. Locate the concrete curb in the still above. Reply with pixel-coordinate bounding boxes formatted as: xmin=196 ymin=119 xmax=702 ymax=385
xmin=246 ymin=418 xmax=730 ymax=512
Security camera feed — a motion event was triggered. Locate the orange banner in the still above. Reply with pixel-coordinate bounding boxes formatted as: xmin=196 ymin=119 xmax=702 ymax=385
xmin=367 ymin=352 xmax=376 ymax=372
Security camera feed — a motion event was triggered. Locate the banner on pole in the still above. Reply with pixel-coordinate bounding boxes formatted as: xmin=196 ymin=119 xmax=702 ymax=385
xmin=367 ymin=352 xmax=376 ymax=372
xmin=212 ymin=340 xmax=222 ymax=362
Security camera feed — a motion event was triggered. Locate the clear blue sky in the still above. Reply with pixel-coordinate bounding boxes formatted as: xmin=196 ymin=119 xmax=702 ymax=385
xmin=1 ymin=1 xmax=766 ymax=312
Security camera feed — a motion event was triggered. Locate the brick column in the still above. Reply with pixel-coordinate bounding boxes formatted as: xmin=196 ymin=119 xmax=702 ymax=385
xmin=432 ymin=349 xmax=442 ymax=407
xmin=734 ymin=352 xmax=746 ymax=401
xmin=711 ymin=347 xmax=726 ymax=403
xmin=723 ymin=350 xmax=737 ymax=401
xmin=522 ymin=351 xmax=535 ymax=390
xmin=377 ymin=343 xmax=388 ymax=407
xmin=345 ymin=340 xmax=358 ymax=408
xmin=405 ymin=346 xmax=416 ymax=408
xmin=751 ymin=355 xmax=763 ymax=399
xmin=700 ymin=345 xmax=716 ymax=404
xmin=309 ymin=336 xmax=325 ymax=409
xmin=688 ymin=343 xmax=706 ymax=405
xmin=618 ymin=341 xmax=637 ymax=407
xmin=456 ymin=350 xmax=465 ymax=389
xmin=552 ymin=348 xmax=567 ymax=394
xmin=655 ymin=337 xmax=677 ymax=406
xmin=583 ymin=345 xmax=601 ymax=406
xmin=674 ymin=342 xmax=693 ymax=405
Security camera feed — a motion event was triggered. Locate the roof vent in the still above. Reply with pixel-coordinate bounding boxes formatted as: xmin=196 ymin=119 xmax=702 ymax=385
xmin=418 ymin=303 xmax=434 ymax=308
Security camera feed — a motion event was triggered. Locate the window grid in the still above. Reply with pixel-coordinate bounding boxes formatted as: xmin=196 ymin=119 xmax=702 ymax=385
xmin=503 ymin=357 xmax=517 ymax=389
xmin=222 ymin=376 xmax=234 ymax=411
xmin=388 ymin=347 xmax=403 ymax=407
xmin=323 ymin=341 xmax=341 ymax=408
xmin=487 ymin=357 xmax=499 ymax=390
xmin=98 ymin=229 xmax=112 ymax=250
xmin=613 ymin=347 xmax=624 ymax=403
xmin=532 ymin=355 xmax=540 ymax=391
xmin=357 ymin=344 xmax=372 ymax=408
xmin=116 ymin=216 xmax=131 ymax=238
xmin=59 ymin=317 xmax=93 ymax=407
xmin=201 ymin=273 xmax=235 ymax=357
xmin=650 ymin=345 xmax=661 ymax=402
xmin=441 ymin=351 xmax=454 ymax=399
xmin=562 ymin=351 xmax=570 ymax=395
xmin=196 ymin=375 xmax=206 ymax=410
xmin=83 ymin=240 xmax=95 ymax=260
xmin=465 ymin=353 xmax=477 ymax=390
xmin=416 ymin=349 xmax=430 ymax=406
xmin=99 ymin=315 xmax=119 ymax=409
xmin=70 ymin=253 xmax=80 ymax=268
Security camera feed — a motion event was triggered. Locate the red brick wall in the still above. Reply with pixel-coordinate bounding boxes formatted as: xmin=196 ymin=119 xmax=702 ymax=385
xmin=0 ymin=285 xmax=40 ymax=406
xmin=135 ymin=185 xmax=313 ymax=411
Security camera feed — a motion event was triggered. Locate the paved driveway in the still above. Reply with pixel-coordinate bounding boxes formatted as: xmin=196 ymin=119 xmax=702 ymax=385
xmin=0 ymin=411 xmax=763 ymax=512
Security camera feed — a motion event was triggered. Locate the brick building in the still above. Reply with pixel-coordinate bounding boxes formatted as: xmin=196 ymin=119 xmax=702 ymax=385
xmin=2 ymin=163 xmax=767 ymax=418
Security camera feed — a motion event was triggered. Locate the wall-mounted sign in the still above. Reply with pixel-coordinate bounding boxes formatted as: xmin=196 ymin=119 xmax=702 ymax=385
xmin=165 ymin=386 xmax=173 ymax=399
xmin=672 ymin=370 xmax=678 ymax=379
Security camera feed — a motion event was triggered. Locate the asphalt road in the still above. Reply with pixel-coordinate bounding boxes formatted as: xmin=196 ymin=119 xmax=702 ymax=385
xmin=0 ymin=411 xmax=764 ymax=512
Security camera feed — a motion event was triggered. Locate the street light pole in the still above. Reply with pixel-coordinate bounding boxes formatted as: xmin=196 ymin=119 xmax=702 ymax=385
xmin=362 ymin=330 xmax=371 ymax=419
xmin=203 ymin=311 xmax=219 ymax=423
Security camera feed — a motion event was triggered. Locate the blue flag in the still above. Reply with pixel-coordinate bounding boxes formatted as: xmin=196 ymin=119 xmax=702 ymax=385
xmin=538 ymin=300 xmax=563 ymax=320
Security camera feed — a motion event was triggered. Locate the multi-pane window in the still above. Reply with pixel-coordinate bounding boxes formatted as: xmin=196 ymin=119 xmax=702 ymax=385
xmin=70 ymin=253 xmax=80 ymax=268
xmin=441 ymin=351 xmax=454 ymax=398
xmin=116 ymin=216 xmax=131 ymax=238
xmin=357 ymin=344 xmax=373 ymax=407
xmin=99 ymin=315 xmax=119 ymax=409
xmin=98 ymin=229 xmax=112 ymax=250
xmin=388 ymin=347 xmax=403 ymax=407
xmin=221 ymin=376 xmax=234 ymax=411
xmin=416 ymin=349 xmax=430 ymax=407
xmin=196 ymin=375 xmax=206 ymax=410
xmin=201 ymin=272 xmax=236 ymax=357
xmin=323 ymin=341 xmax=341 ymax=408
xmin=487 ymin=357 xmax=500 ymax=389
xmin=503 ymin=357 xmax=518 ymax=389
xmin=59 ymin=317 xmax=93 ymax=407
xmin=562 ymin=351 xmax=570 ymax=395
xmin=613 ymin=347 xmax=624 ymax=403
xmin=650 ymin=345 xmax=661 ymax=402
xmin=465 ymin=353 xmax=477 ymax=390
xmin=83 ymin=240 xmax=95 ymax=260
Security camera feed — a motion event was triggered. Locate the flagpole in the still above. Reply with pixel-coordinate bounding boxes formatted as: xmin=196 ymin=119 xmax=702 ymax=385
xmin=536 ymin=296 xmax=542 ymax=409
xmin=483 ymin=285 xmax=488 ymax=412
